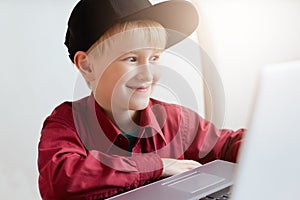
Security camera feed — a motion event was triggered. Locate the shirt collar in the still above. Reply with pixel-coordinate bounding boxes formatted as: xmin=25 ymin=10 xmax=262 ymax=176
xmin=87 ymin=94 xmax=167 ymax=145
xmin=139 ymin=100 xmax=167 ymax=144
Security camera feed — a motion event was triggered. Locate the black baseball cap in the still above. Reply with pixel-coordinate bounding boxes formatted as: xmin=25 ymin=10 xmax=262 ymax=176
xmin=65 ymin=0 xmax=199 ymax=62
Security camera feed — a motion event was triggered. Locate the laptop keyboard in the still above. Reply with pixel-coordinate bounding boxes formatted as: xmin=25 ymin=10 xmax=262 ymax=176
xmin=199 ymin=187 xmax=231 ymax=200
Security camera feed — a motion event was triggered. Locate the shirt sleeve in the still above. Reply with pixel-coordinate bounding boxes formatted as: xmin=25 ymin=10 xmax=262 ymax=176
xmin=38 ymin=110 xmax=163 ymax=200
xmin=182 ymin=110 xmax=245 ymax=164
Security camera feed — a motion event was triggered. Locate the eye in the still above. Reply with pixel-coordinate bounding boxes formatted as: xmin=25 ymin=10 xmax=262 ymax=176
xmin=150 ymin=55 xmax=160 ymax=62
xmin=125 ymin=57 xmax=137 ymax=62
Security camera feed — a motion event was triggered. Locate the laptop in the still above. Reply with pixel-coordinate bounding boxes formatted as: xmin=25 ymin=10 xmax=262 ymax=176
xmin=230 ymin=60 xmax=300 ymax=200
xmin=107 ymin=60 xmax=300 ymax=200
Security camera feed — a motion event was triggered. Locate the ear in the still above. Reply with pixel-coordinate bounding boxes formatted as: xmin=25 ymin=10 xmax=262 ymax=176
xmin=74 ymin=51 xmax=95 ymax=82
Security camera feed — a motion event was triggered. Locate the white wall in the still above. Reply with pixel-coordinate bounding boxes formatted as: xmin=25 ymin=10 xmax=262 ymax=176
xmin=0 ymin=1 xmax=205 ymax=199
xmin=0 ymin=1 xmax=78 ymax=199
xmin=195 ymin=0 xmax=300 ymax=129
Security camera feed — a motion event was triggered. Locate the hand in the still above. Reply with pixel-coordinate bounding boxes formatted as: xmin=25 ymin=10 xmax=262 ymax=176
xmin=161 ymin=158 xmax=202 ymax=178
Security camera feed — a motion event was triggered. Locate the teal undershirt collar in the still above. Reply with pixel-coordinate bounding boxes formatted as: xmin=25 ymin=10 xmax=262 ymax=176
xmin=122 ymin=129 xmax=139 ymax=154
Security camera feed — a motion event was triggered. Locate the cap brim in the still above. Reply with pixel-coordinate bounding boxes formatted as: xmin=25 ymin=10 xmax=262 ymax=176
xmin=123 ymin=1 xmax=199 ymax=48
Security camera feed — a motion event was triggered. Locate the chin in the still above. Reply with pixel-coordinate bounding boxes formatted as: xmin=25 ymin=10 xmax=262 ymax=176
xmin=129 ymin=98 xmax=150 ymax=111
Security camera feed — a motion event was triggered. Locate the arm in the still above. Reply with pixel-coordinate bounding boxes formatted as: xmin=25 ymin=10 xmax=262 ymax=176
xmin=38 ymin=115 xmax=163 ymax=200
xmin=183 ymin=111 xmax=245 ymax=164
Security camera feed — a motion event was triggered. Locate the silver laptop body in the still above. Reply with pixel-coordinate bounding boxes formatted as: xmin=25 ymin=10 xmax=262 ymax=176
xmin=108 ymin=160 xmax=235 ymax=200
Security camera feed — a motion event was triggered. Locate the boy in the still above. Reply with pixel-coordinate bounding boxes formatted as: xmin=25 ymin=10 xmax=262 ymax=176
xmin=38 ymin=0 xmax=244 ymax=199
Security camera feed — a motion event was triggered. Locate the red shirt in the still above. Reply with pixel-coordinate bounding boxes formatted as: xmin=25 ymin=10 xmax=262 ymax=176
xmin=38 ymin=95 xmax=244 ymax=200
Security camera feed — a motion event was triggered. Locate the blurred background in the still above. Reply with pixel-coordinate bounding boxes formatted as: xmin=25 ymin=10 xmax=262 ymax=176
xmin=0 ymin=0 xmax=299 ymax=199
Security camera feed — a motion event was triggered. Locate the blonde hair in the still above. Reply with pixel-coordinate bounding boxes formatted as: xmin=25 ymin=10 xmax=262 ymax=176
xmin=88 ymin=20 xmax=167 ymax=58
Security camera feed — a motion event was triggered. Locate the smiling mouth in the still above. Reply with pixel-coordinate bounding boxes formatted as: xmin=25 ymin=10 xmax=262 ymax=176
xmin=127 ymin=85 xmax=151 ymax=92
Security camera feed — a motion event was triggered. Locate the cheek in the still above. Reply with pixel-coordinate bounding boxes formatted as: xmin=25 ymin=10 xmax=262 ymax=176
xmin=94 ymin=69 xmax=116 ymax=100
xmin=152 ymin=69 xmax=161 ymax=83
xmin=96 ymin=65 xmax=131 ymax=97
xmin=97 ymin=65 xmax=122 ymax=86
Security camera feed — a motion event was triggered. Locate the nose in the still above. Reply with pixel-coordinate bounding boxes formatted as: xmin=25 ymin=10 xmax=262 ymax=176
xmin=136 ymin=64 xmax=154 ymax=82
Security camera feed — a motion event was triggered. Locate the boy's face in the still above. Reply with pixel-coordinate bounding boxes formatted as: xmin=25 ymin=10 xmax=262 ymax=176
xmin=93 ymin=48 xmax=162 ymax=114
